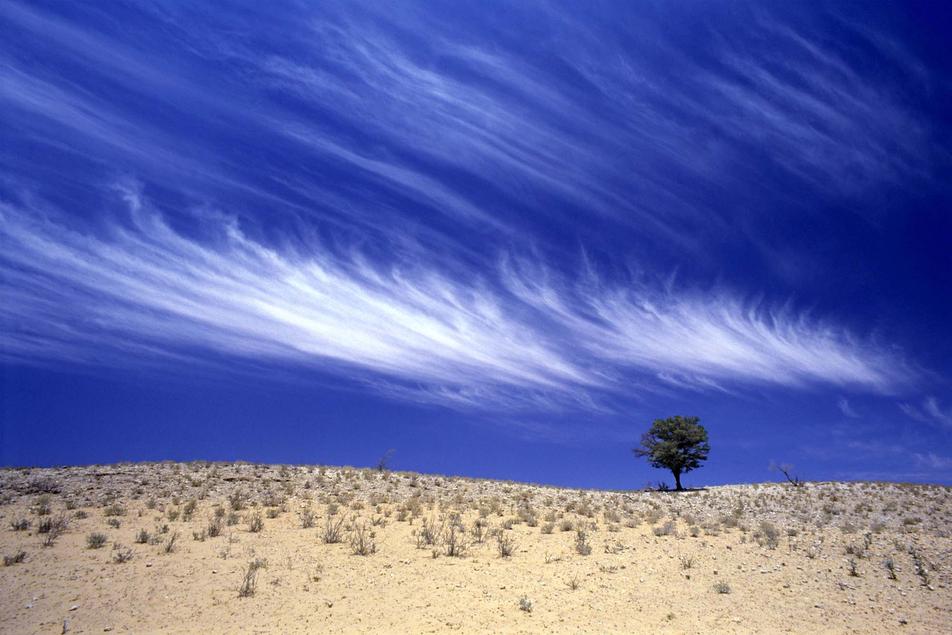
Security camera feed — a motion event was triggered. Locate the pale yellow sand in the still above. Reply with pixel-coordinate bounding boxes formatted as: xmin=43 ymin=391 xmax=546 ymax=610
xmin=1 ymin=463 xmax=949 ymax=634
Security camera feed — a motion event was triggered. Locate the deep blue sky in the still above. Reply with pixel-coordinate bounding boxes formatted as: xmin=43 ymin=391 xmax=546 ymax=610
xmin=1 ymin=1 xmax=951 ymax=487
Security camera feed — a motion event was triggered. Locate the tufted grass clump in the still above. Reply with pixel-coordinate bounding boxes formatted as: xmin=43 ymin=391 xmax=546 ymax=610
xmin=518 ymin=595 xmax=533 ymax=613
xmin=3 ymin=551 xmax=27 ymax=566
xmin=349 ymin=521 xmax=377 ymax=556
xmin=574 ymin=529 xmax=592 ymax=556
xmin=238 ymin=558 xmax=267 ymax=598
xmin=246 ymin=512 xmax=264 ymax=533
xmin=497 ymin=531 xmax=516 ymax=558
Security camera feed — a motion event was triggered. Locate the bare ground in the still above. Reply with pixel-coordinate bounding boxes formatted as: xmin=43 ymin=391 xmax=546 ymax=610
xmin=1 ymin=463 xmax=950 ymax=634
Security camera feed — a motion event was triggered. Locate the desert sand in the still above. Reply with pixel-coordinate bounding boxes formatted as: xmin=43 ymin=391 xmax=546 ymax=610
xmin=1 ymin=463 xmax=949 ymax=634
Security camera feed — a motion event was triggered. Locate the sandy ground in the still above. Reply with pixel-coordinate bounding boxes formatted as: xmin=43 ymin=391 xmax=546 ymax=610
xmin=0 ymin=463 xmax=949 ymax=634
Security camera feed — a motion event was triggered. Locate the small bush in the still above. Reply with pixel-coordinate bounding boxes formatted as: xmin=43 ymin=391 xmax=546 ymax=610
xmin=322 ymin=515 xmax=345 ymax=544
xmin=112 ymin=545 xmax=134 ymax=564
xmin=497 ymin=532 xmax=516 ymax=558
xmin=518 ymin=595 xmax=533 ymax=613
xmin=33 ymin=496 xmax=51 ymax=516
xmin=713 ymin=581 xmax=731 ymax=594
xmin=444 ymin=523 xmax=468 ymax=557
xmin=884 ymin=558 xmax=898 ymax=580
xmin=246 ymin=512 xmax=264 ymax=533
xmin=24 ymin=476 xmax=61 ymax=495
xmin=755 ymin=521 xmax=780 ymax=549
xmin=300 ymin=508 xmax=315 ymax=529
xmin=207 ymin=516 xmax=223 ymax=538
xmin=909 ymin=547 xmax=931 ymax=586
xmin=3 ymin=551 xmax=27 ymax=566
xmin=653 ymin=520 xmax=676 ymax=537
xmin=135 ymin=529 xmax=150 ymax=544
xmin=470 ymin=518 xmax=488 ymax=543
xmin=40 ymin=514 xmax=69 ymax=547
xmin=848 ymin=558 xmax=859 ymax=577
xmin=349 ymin=522 xmax=377 ymax=556
xmin=415 ymin=517 xmax=442 ymax=548
xmin=574 ymin=529 xmax=592 ymax=556
xmin=10 ymin=519 xmax=30 ymax=531
xmin=238 ymin=558 xmax=266 ymax=598
xmin=229 ymin=492 xmax=247 ymax=512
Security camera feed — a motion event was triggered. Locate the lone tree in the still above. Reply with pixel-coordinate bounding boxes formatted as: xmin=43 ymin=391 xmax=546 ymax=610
xmin=634 ymin=416 xmax=709 ymax=491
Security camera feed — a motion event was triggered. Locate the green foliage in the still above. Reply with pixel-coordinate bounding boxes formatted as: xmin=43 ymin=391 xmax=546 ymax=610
xmin=634 ymin=415 xmax=709 ymax=490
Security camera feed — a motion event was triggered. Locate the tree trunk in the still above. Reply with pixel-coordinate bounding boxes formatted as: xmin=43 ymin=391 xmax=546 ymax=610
xmin=673 ymin=471 xmax=683 ymax=491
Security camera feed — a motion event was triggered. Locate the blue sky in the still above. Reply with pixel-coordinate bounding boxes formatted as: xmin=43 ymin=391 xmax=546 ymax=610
xmin=1 ymin=1 xmax=950 ymax=487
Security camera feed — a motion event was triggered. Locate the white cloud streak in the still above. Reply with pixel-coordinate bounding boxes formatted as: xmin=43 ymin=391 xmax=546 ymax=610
xmin=913 ymin=452 xmax=952 ymax=471
xmin=900 ymin=397 xmax=952 ymax=429
xmin=0 ymin=190 xmax=907 ymax=410
xmin=838 ymin=397 xmax=860 ymax=418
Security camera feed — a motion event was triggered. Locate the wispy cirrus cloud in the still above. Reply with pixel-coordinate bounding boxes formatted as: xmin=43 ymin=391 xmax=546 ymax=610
xmin=900 ymin=397 xmax=952 ymax=429
xmin=0 ymin=1 xmax=938 ymax=415
xmin=838 ymin=398 xmax=860 ymax=418
xmin=914 ymin=452 xmax=952 ymax=471
xmin=0 ymin=188 xmax=908 ymax=410
xmin=4 ymin=0 xmax=934 ymax=252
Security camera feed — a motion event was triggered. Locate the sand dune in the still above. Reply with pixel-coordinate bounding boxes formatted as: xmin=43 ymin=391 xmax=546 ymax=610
xmin=1 ymin=463 xmax=949 ymax=633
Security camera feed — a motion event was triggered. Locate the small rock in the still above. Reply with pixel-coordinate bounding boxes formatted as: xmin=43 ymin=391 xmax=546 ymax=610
xmin=69 ymin=605 xmax=79 ymax=611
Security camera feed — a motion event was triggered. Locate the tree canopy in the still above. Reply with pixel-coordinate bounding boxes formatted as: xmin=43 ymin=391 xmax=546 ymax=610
xmin=634 ymin=415 xmax=709 ymax=491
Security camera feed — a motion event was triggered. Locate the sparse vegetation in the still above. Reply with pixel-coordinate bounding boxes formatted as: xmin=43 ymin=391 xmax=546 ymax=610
xmin=349 ymin=521 xmax=377 ymax=556
xmin=497 ymin=531 xmax=516 ymax=558
xmin=713 ymin=581 xmax=731 ymax=594
xmin=0 ymin=463 xmax=949 ymax=633
xmin=112 ymin=544 xmax=134 ymax=563
xmin=39 ymin=514 xmax=69 ymax=547
xmin=322 ymin=515 xmax=346 ymax=544
xmin=574 ymin=529 xmax=592 ymax=555
xmin=246 ymin=512 xmax=264 ymax=533
xmin=518 ymin=595 xmax=533 ymax=613
xmin=238 ymin=558 xmax=266 ymax=598
xmin=3 ymin=550 xmax=27 ymax=566
xmin=10 ymin=518 xmax=30 ymax=531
